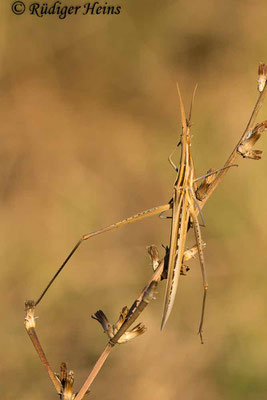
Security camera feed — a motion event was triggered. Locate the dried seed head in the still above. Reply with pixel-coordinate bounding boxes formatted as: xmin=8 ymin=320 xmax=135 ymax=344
xmin=93 ymin=307 xmax=147 ymax=344
xmin=196 ymin=169 xmax=216 ymax=201
xmin=257 ymin=63 xmax=267 ymax=92
xmin=60 ymin=362 xmax=68 ymax=381
xmin=24 ymin=300 xmax=36 ymax=330
xmin=253 ymin=121 xmax=267 ymax=134
xmin=56 ymin=363 xmax=75 ymax=400
xmin=92 ymin=310 xmax=113 ymax=338
xmin=237 ymin=141 xmax=262 ymax=159
xmin=147 ymin=245 xmax=160 ymax=271
xmin=117 ymin=323 xmax=147 ymax=344
xmin=237 ymin=120 xmax=267 ymax=159
xmin=63 ymin=371 xmax=75 ymax=400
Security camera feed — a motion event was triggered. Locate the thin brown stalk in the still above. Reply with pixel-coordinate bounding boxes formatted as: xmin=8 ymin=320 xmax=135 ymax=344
xmin=24 ymin=301 xmax=61 ymax=394
xmin=75 ymin=343 xmax=113 ymax=400
xmin=111 ymin=281 xmax=158 ymax=344
xmin=75 ymin=281 xmax=158 ymax=399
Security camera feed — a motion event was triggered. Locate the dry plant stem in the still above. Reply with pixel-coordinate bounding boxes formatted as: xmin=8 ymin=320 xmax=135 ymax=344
xmin=111 ymin=281 xmax=158 ymax=344
xmin=75 ymin=282 xmax=158 ymax=400
xmin=75 ymin=343 xmax=113 ymax=400
xmin=200 ymin=84 xmax=267 ymax=209
xmin=24 ymin=301 xmax=61 ymax=394
xmin=27 ymin=328 xmax=61 ymax=393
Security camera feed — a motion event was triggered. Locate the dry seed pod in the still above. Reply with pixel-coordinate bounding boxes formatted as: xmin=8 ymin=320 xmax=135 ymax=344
xmin=55 ymin=362 xmax=76 ymax=400
xmin=117 ymin=323 xmax=147 ymax=344
xmin=147 ymin=245 xmax=160 ymax=271
xmin=237 ymin=121 xmax=267 ymax=159
xmin=91 ymin=310 xmax=113 ymax=338
xmin=24 ymin=300 xmax=36 ymax=330
xmin=257 ymin=63 xmax=267 ymax=92
xmin=92 ymin=308 xmax=146 ymax=344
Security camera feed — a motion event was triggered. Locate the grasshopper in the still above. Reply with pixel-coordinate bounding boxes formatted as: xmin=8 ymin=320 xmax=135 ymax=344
xmin=161 ymin=84 xmax=207 ymax=339
xmin=35 ymin=86 xmax=234 ymax=341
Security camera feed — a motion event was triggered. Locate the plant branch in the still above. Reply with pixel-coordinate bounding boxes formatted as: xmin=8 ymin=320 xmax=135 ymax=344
xmin=75 ymin=281 xmax=158 ymax=399
xmin=24 ymin=301 xmax=62 ymax=394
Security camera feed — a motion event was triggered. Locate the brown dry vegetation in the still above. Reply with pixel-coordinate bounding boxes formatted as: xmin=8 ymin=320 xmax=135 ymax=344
xmin=1 ymin=1 xmax=267 ymax=399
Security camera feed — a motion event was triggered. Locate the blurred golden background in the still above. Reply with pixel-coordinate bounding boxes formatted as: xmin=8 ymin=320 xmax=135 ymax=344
xmin=1 ymin=0 xmax=267 ymax=398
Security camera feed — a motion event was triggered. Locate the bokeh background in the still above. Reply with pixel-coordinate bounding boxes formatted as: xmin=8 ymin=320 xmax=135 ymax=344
xmin=1 ymin=1 xmax=267 ymax=399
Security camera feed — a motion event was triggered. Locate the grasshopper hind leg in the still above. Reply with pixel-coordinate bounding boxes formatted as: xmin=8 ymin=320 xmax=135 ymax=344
xmin=191 ymin=213 xmax=208 ymax=344
xmin=198 ymin=287 xmax=208 ymax=344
